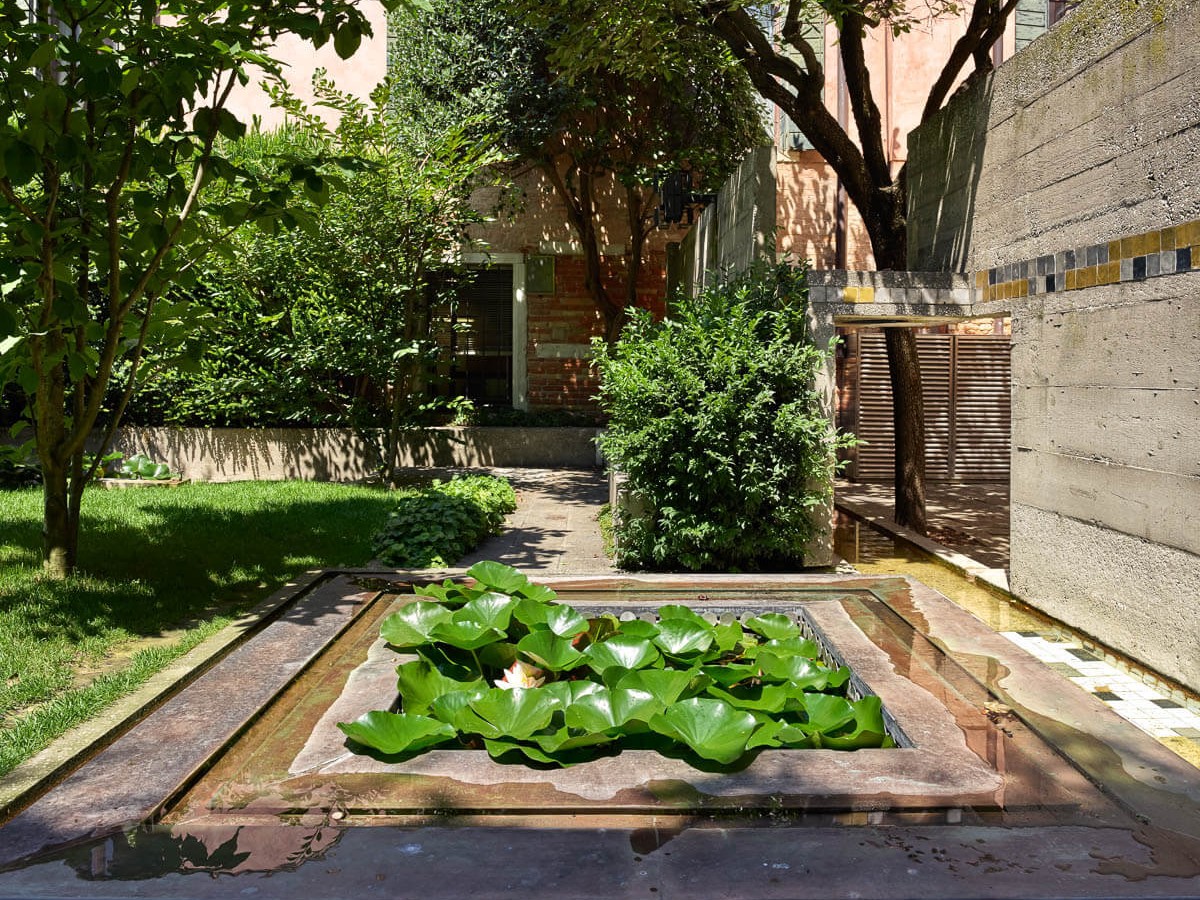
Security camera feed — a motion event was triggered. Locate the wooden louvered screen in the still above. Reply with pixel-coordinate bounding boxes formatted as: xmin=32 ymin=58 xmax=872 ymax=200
xmin=846 ymin=332 xmax=1010 ymax=482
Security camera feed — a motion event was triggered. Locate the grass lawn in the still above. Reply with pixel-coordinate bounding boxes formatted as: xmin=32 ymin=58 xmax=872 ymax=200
xmin=0 ymin=480 xmax=398 ymax=779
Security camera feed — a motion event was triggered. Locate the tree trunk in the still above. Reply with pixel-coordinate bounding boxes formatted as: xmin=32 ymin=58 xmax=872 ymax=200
xmin=884 ymin=327 xmax=927 ymax=533
xmin=42 ymin=462 xmax=76 ymax=579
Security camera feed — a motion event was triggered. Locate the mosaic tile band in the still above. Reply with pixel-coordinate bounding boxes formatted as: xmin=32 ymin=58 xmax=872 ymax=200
xmin=975 ymin=219 xmax=1200 ymax=302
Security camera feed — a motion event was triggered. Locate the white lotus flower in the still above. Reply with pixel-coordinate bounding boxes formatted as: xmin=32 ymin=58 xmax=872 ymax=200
xmin=494 ymin=660 xmax=545 ymax=690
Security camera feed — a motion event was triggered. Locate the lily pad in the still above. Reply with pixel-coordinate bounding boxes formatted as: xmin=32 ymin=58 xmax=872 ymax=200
xmin=396 ymin=659 xmax=484 ymax=715
xmin=756 ymin=652 xmax=834 ymax=690
xmin=466 ymin=561 xmax=529 ymax=595
xmin=516 ymin=630 xmax=586 ymax=672
xmin=796 ymin=693 xmax=856 ymax=735
xmin=584 ymin=635 xmax=660 ymax=675
xmin=615 ymin=619 xmax=660 ymax=640
xmin=649 ymin=697 xmax=758 ymax=764
xmin=379 ymin=601 xmax=453 ymax=648
xmin=653 ymin=618 xmax=715 ymax=656
xmin=616 ymin=667 xmax=701 ymax=705
xmin=743 ymin=613 xmax=801 ymax=641
xmin=429 ymin=618 xmax=506 ymax=651
xmin=469 ymin=687 xmax=558 ymax=739
xmin=337 ymin=711 xmax=456 ymax=755
xmin=541 ymin=679 xmax=607 ymax=708
xmin=514 ymin=599 xmax=588 ymax=638
xmin=564 ymin=687 xmax=663 ymax=733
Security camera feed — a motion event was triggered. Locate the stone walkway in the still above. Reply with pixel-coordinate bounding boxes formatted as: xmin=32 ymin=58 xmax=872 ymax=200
xmin=456 ymin=467 xmax=615 ymax=574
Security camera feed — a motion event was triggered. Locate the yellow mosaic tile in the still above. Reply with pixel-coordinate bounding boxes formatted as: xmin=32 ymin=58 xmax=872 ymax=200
xmin=1141 ymin=230 xmax=1162 ymax=255
xmin=1161 ymin=226 xmax=1177 ymax=251
xmin=976 ymin=271 xmax=988 ymax=289
xmin=1099 ymin=261 xmax=1120 ymax=284
xmin=1108 ymin=240 xmax=1122 ymax=261
xmin=1162 ymin=737 xmax=1200 ymax=769
xmin=1184 ymin=220 xmax=1200 ymax=247
xmin=1018 ymin=279 xmax=1029 ymax=298
xmin=1120 ymin=236 xmax=1138 ymax=260
xmin=1066 ymin=269 xmax=1078 ymax=290
xmin=842 ymin=286 xmax=875 ymax=304
xmin=1078 ymin=266 xmax=1097 ymax=288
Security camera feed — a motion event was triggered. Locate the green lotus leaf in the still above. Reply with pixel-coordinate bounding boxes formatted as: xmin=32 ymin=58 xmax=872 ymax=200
xmin=457 ymin=592 xmax=519 ymax=630
xmin=756 ymin=652 xmax=833 ymax=689
xmin=700 ymin=663 xmax=760 ymax=687
xmin=466 ymin=561 xmax=528 ymax=595
xmin=540 ymin=679 xmax=607 ymax=708
xmin=517 ymin=582 xmax=558 ymax=603
xmin=796 ymin=693 xmax=857 ymax=735
xmin=429 ymin=618 xmax=506 ymax=650
xmin=745 ymin=716 xmax=788 ymax=750
xmin=337 ymin=711 xmax=456 ymax=755
xmin=713 ymin=620 xmax=743 ymax=653
xmin=516 ymin=630 xmax=586 ymax=672
xmin=743 ymin=613 xmax=802 ymax=641
xmin=649 ymin=697 xmax=758 ymax=764
xmin=469 ymin=687 xmax=558 ymax=739
xmin=826 ymin=665 xmax=852 ymax=690
xmin=760 ymin=637 xmax=821 ymax=659
xmin=564 ymin=687 xmax=663 ymax=733
xmin=429 ymin=687 xmax=486 ymax=724
xmin=773 ymin=723 xmax=817 ymax=749
xmin=655 ymin=604 xmax=711 ymax=626
xmin=616 ymin=667 xmax=702 ymax=705
xmin=653 ymin=618 xmax=715 ymax=656
xmin=379 ymin=601 xmax=453 ymax=648
xmin=705 ymin=683 xmax=792 ymax=713
xmin=413 ymin=579 xmax=472 ymax=607
xmin=819 ymin=695 xmax=891 ymax=749
xmin=544 ymin=604 xmax=589 ymax=638
xmin=585 ymin=614 xmax=620 ymax=646
xmin=532 ymin=726 xmax=614 ymax=754
xmin=482 ymin=736 xmax=557 ymax=765
xmin=396 ymin=659 xmax=484 ymax=715
xmin=615 ymin=619 xmax=660 ymax=640
xmin=584 ymin=635 xmax=660 ymax=675
xmin=478 ymin=641 xmax=518 ymax=670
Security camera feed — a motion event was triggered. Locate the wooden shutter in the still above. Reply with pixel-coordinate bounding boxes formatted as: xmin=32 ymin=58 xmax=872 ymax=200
xmin=778 ymin=12 xmax=824 ymax=152
xmin=847 ymin=332 xmax=1010 ymax=482
xmin=1015 ymin=0 xmax=1049 ymax=50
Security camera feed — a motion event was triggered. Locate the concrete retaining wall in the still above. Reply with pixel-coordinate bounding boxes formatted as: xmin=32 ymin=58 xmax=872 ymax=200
xmin=907 ymin=0 xmax=1200 ymax=690
xmin=107 ymin=427 xmax=602 ymax=482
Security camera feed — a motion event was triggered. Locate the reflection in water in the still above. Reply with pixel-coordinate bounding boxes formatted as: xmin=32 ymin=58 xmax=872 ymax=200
xmin=62 ymin=823 xmax=341 ymax=881
xmin=832 ymin=514 xmax=1050 ymax=634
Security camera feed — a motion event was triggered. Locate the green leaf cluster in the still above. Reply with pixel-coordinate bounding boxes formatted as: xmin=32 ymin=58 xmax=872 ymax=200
xmin=593 ymin=263 xmax=858 ymax=571
xmin=371 ymin=476 xmax=517 ymax=567
xmin=339 ymin=562 xmax=893 ymax=767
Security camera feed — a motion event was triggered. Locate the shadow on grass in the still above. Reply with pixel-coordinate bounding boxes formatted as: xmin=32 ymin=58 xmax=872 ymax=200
xmin=0 ymin=482 xmax=398 ymax=647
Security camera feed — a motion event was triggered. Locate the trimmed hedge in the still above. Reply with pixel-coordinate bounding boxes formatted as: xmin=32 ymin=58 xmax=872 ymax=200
xmin=372 ymin=475 xmax=517 ymax=567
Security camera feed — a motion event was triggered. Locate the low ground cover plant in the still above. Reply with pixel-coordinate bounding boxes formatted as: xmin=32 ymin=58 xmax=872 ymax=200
xmin=372 ymin=475 xmax=516 ymax=567
xmin=593 ymin=262 xmax=856 ymax=571
xmin=339 ymin=562 xmax=892 ymax=768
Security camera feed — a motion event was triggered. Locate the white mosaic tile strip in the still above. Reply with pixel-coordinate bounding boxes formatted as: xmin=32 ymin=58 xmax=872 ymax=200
xmin=1000 ymin=631 xmax=1200 ymax=748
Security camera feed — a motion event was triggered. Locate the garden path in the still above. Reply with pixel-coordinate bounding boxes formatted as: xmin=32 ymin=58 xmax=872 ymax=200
xmin=455 ymin=467 xmax=615 ymax=574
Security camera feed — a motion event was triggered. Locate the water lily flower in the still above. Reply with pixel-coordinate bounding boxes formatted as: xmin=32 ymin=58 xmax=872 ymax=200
xmin=494 ymin=660 xmax=545 ymax=690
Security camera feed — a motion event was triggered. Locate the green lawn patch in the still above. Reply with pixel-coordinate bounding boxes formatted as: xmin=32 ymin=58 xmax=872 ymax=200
xmin=0 ymin=481 xmax=398 ymax=778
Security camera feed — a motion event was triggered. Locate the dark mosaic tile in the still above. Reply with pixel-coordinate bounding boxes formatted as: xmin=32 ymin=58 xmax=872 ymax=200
xmin=989 ymin=267 xmax=998 ymax=285
xmin=1133 ymin=256 xmax=1147 ymax=280
xmin=1036 ymin=256 xmax=1048 ymax=276
xmin=1019 ymin=260 xmax=1030 ymax=279
xmin=1178 ymin=246 xmax=1192 ymax=271
xmin=1046 ymin=273 xmax=1057 ymax=292
xmin=1094 ymin=691 xmax=1123 ymax=701
xmin=1147 ymin=252 xmax=1161 ymax=277
xmin=1153 ymin=698 xmax=1184 ymax=709
xmin=1064 ymin=248 xmax=1076 ymax=269
xmin=1097 ymin=243 xmax=1109 ymax=264
xmin=1055 ymin=251 xmax=1067 ymax=273
xmin=1028 ymin=276 xmax=1037 ymax=295
xmin=1068 ymin=647 xmax=1100 ymax=661
xmin=1086 ymin=245 xmax=1100 ymax=266
xmin=1048 ymin=662 xmax=1084 ymax=677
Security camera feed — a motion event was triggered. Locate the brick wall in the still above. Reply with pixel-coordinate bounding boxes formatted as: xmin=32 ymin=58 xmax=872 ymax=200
xmin=526 ymin=251 xmax=667 ymax=410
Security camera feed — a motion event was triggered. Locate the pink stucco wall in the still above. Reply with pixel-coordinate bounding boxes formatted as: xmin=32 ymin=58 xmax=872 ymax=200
xmin=224 ymin=1 xmax=389 ymax=129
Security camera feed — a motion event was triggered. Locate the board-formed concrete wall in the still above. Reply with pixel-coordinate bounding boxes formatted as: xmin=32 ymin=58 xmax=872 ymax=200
xmin=907 ymin=0 xmax=1200 ymax=690
xmin=105 ymin=427 xmax=603 ymax=483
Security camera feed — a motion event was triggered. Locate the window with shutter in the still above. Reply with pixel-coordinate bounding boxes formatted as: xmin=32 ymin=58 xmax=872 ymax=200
xmin=778 ymin=11 xmax=824 ymax=152
xmin=1014 ymin=0 xmax=1049 ymax=49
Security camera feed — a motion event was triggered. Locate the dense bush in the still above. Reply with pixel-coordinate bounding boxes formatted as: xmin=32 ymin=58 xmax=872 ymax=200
xmin=372 ymin=475 xmax=517 ymax=567
xmin=594 ymin=263 xmax=853 ymax=571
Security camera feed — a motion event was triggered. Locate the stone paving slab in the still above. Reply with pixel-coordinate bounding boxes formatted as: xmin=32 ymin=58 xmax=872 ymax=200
xmin=457 ymin=467 xmax=615 ymax=574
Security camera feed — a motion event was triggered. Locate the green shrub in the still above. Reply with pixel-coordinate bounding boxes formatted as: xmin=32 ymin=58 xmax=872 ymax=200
xmin=593 ymin=262 xmax=853 ymax=571
xmin=372 ymin=475 xmax=517 ymax=567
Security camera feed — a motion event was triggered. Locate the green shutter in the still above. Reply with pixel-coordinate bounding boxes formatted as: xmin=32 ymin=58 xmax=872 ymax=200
xmin=1014 ymin=0 xmax=1048 ymax=50
xmin=780 ymin=13 xmax=824 ymax=152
